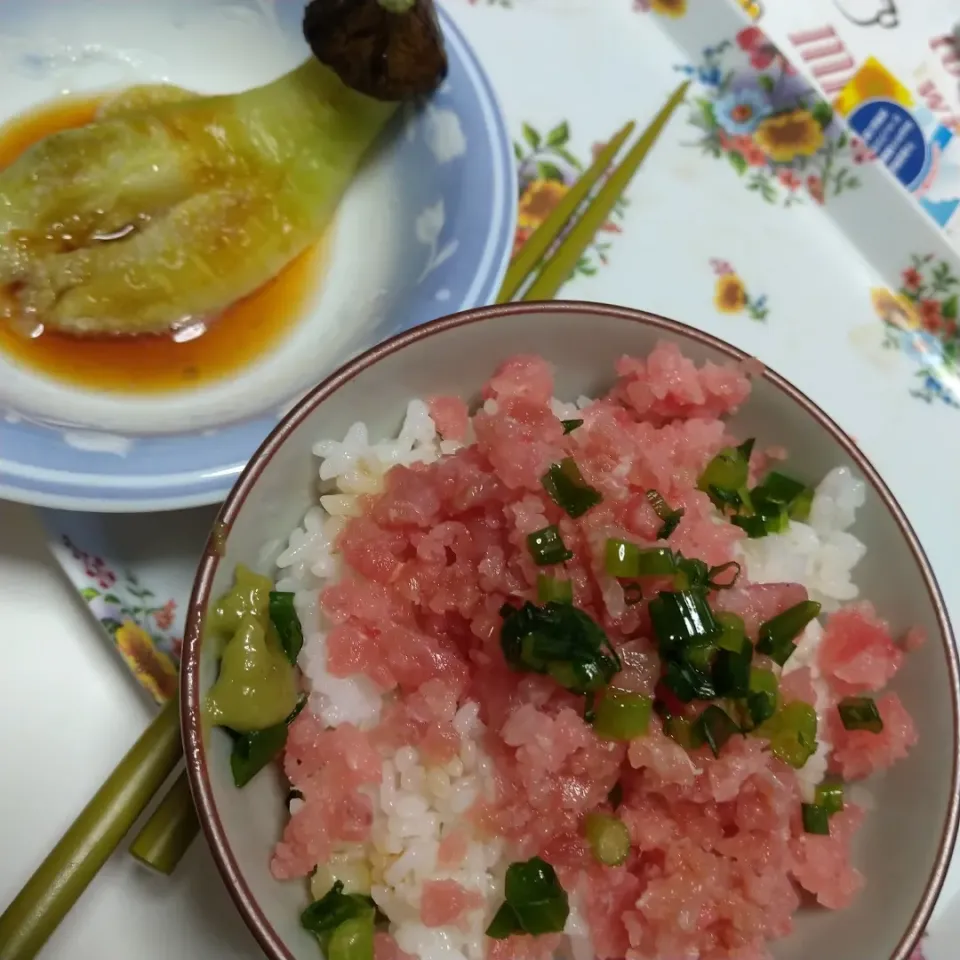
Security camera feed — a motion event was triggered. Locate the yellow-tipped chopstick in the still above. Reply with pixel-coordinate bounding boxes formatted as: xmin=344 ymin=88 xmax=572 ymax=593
xmin=522 ymin=80 xmax=690 ymax=302
xmin=495 ymin=120 xmax=636 ymax=303
xmin=129 ymin=769 xmax=199 ymax=876
xmin=0 ymin=698 xmax=182 ymax=960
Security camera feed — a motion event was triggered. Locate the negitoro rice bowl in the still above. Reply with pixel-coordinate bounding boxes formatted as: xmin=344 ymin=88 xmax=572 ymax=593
xmin=183 ymin=305 xmax=958 ymax=960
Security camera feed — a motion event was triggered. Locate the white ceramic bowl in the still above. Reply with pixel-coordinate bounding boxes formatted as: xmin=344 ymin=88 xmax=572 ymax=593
xmin=182 ymin=302 xmax=959 ymax=960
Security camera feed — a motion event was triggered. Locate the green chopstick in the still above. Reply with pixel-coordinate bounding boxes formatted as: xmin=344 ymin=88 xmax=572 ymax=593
xmin=495 ymin=119 xmax=636 ymax=303
xmin=521 ymin=80 xmax=690 ymax=303
xmin=0 ymin=697 xmax=183 ymax=960
xmin=129 ymin=769 xmax=200 ymax=876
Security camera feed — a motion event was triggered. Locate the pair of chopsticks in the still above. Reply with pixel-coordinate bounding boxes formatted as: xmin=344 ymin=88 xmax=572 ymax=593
xmin=0 ymin=78 xmax=690 ymax=960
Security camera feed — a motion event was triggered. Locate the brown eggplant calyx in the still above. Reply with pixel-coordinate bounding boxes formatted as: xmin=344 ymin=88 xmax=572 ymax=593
xmin=302 ymin=0 xmax=448 ymax=102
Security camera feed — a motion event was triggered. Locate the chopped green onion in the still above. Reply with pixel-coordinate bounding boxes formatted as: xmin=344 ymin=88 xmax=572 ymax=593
xmin=486 ymin=903 xmax=524 ymax=939
xmin=607 ymin=782 xmax=623 ymax=809
xmin=815 ymin=781 xmax=844 ymax=815
xmin=561 ymin=419 xmax=583 ymax=435
xmin=715 ymin=611 xmax=747 ymax=653
xmin=541 ymin=458 xmax=603 ymax=519
xmin=662 ymin=658 xmax=717 ymax=703
xmin=756 ymin=600 xmax=821 ymax=667
xmin=732 ymin=514 xmax=770 ymax=539
xmin=649 ymin=590 xmax=721 ymax=653
xmin=745 ymin=668 xmax=779 ymax=729
xmin=789 ymin=487 xmax=814 ymax=523
xmin=584 ymin=812 xmax=631 ymax=867
xmin=646 ymin=489 xmax=685 ymax=540
xmin=301 ymin=881 xmax=377 ymax=948
xmin=697 ymin=705 xmax=740 ymax=758
xmin=837 ymin=697 xmax=884 ymax=733
xmin=605 ymin=541 xmax=676 ymax=578
xmin=592 ymin=689 xmax=654 ymax=740
xmin=500 ymin=602 xmax=620 ymax=695
xmin=537 ymin=573 xmax=573 ymax=605
xmin=327 ymin=912 xmax=375 ymax=960
xmin=801 ymin=803 xmax=831 ymax=836
xmin=269 ymin=591 xmax=304 ymax=665
xmin=765 ymin=701 xmax=818 ymax=769
xmin=673 ymin=556 xmax=709 ymax=591
xmin=230 ymin=695 xmax=305 ymax=788
xmin=706 ymin=561 xmax=741 ymax=590
xmin=527 ymin=525 xmax=574 ymax=566
xmin=486 ymin=857 xmax=570 ymax=938
xmin=698 ymin=440 xmax=754 ymax=509
xmin=664 ymin=715 xmax=705 ymax=750
xmin=752 ymin=471 xmax=814 ymax=524
xmin=712 ymin=641 xmax=753 ymax=698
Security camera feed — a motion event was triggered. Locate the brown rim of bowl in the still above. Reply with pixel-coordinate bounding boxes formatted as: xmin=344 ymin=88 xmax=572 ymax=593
xmin=181 ymin=300 xmax=959 ymax=960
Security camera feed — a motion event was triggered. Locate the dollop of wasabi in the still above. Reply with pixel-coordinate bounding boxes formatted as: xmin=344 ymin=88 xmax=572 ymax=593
xmin=205 ymin=613 xmax=299 ymax=732
xmin=207 ymin=564 xmax=273 ymax=637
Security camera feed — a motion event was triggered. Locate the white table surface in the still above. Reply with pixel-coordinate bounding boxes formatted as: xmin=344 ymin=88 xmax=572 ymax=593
xmin=0 ymin=500 xmax=261 ymax=960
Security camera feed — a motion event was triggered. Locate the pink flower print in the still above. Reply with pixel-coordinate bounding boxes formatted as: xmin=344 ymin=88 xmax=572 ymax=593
xmin=851 ymin=137 xmax=876 ymax=164
xmin=154 ymin=599 xmax=177 ymax=631
xmin=710 ymin=258 xmax=735 ymax=276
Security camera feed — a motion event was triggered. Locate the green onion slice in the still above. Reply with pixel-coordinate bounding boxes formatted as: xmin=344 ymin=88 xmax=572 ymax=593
xmin=801 ymin=803 xmax=831 ymax=836
xmin=584 ymin=812 xmax=631 ymax=867
xmin=486 ymin=857 xmax=570 ymax=938
xmin=646 ymin=489 xmax=685 ymax=540
xmin=527 ymin=525 xmax=574 ymax=566
xmin=756 ymin=600 xmax=821 ymax=667
xmin=500 ymin=602 xmax=620 ymax=695
xmin=837 ymin=696 xmax=884 ymax=733
xmin=664 ymin=715 xmax=705 ymax=750
xmin=605 ymin=540 xmax=676 ymax=578
xmin=698 ymin=439 xmax=755 ymax=509
xmin=537 ymin=573 xmax=573 ymax=605
xmin=269 ymin=591 xmax=304 ymax=665
xmin=753 ymin=471 xmax=815 ymax=524
xmin=561 ymin=419 xmax=583 ymax=435
xmin=301 ymin=881 xmax=377 ymax=945
xmin=744 ymin=668 xmax=779 ymax=729
xmin=765 ymin=701 xmax=818 ymax=769
xmin=649 ymin=590 xmax=721 ymax=653
xmin=712 ymin=641 xmax=754 ymax=698
xmin=230 ymin=695 xmax=305 ymax=788
xmin=697 ymin=705 xmax=740 ymax=758
xmin=815 ymin=781 xmax=844 ymax=815
xmin=327 ymin=912 xmax=375 ymax=960
xmin=663 ymin=658 xmax=717 ymax=703
xmin=706 ymin=561 xmax=741 ymax=590
xmin=715 ymin=611 xmax=747 ymax=652
xmin=592 ymin=689 xmax=654 ymax=740
xmin=541 ymin=458 xmax=603 ymax=519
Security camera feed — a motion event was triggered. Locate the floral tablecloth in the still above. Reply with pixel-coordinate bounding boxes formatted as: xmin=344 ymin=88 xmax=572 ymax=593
xmin=39 ymin=0 xmax=960 ymax=957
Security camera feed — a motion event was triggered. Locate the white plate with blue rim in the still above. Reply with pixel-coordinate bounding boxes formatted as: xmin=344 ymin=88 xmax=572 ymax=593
xmin=0 ymin=0 xmax=515 ymax=511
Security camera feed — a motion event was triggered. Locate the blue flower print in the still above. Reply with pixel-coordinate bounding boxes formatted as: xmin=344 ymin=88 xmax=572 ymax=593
xmin=713 ymin=88 xmax=772 ymax=136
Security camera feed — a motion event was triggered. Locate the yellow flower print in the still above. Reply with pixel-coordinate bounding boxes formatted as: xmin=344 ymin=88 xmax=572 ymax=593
xmin=735 ymin=0 xmax=762 ymax=19
xmin=714 ymin=274 xmax=748 ymax=313
xmin=754 ymin=110 xmax=825 ymax=163
xmin=870 ymin=288 xmax=920 ymax=331
xmin=517 ymin=178 xmax=569 ymax=230
xmin=649 ymin=0 xmax=687 ymax=16
xmin=115 ymin=620 xmax=178 ymax=703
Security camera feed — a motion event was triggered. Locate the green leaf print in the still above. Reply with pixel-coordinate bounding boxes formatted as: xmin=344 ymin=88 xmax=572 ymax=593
xmin=81 ymin=587 xmax=100 ymax=601
xmin=728 ymin=152 xmax=747 ymax=175
xmin=546 ymin=122 xmax=570 ymax=147
xmin=513 ymin=141 xmax=524 ymax=161
xmin=757 ymin=75 xmax=774 ymax=94
xmin=522 ymin=123 xmax=541 ymax=150
xmin=537 ymin=161 xmax=565 ymax=182
xmin=697 ymin=99 xmax=717 ymax=130
xmin=102 ymin=593 xmax=121 ymax=604
xmin=811 ymin=102 xmax=834 ymax=129
xmin=102 ymin=618 xmax=123 ymax=634
xmin=943 ymin=294 xmax=959 ymax=321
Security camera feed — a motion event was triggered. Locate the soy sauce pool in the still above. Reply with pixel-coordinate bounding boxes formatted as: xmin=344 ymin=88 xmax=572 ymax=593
xmin=0 ymin=92 xmax=329 ymax=395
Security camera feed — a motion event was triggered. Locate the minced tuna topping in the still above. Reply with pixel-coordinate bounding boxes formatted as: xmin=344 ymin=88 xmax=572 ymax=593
xmin=206 ymin=343 xmax=920 ymax=960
